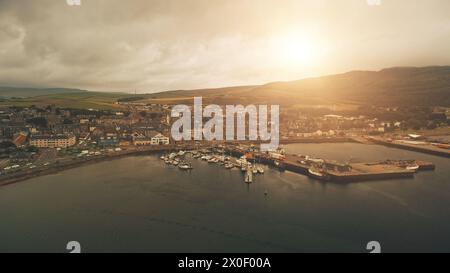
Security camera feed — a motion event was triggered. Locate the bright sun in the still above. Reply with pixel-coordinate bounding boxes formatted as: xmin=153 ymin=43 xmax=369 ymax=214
xmin=271 ymin=32 xmax=322 ymax=67
xmin=283 ymin=38 xmax=314 ymax=64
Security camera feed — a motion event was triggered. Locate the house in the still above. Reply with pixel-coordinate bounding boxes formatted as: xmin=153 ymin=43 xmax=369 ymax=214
xmin=98 ymin=136 xmax=119 ymax=147
xmin=132 ymin=133 xmax=152 ymax=146
xmin=119 ymin=138 xmax=132 ymax=147
xmin=132 ymin=131 xmax=169 ymax=145
xmin=150 ymin=132 xmax=170 ymax=145
xmin=13 ymin=132 xmax=28 ymax=147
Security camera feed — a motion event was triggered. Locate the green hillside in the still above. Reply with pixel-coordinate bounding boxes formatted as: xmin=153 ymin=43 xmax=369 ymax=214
xmin=1 ymin=66 xmax=449 ymax=109
xmin=0 ymin=87 xmax=87 ymax=98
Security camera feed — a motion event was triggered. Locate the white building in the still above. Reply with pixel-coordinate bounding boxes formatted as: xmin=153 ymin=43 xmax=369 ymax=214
xmin=30 ymin=135 xmax=76 ymax=148
xmin=150 ymin=132 xmax=170 ymax=145
xmin=133 ymin=131 xmax=169 ymax=145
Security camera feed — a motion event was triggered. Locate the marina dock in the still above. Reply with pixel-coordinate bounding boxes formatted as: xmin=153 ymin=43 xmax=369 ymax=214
xmin=1 ymin=142 xmax=437 ymax=186
xmin=223 ymin=145 xmax=435 ymax=183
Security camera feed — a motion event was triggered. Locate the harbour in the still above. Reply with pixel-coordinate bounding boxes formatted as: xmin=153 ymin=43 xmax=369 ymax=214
xmin=156 ymin=142 xmax=436 ymax=184
xmin=1 ymin=140 xmax=437 ymax=186
xmin=0 ymin=142 xmax=449 ymax=253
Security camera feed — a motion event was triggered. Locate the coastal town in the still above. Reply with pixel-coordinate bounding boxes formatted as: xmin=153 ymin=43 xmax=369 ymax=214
xmin=0 ymin=101 xmax=449 ymax=185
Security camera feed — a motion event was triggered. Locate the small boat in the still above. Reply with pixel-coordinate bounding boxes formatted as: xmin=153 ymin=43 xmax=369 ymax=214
xmin=208 ymin=157 xmax=217 ymax=163
xmin=257 ymin=167 xmax=264 ymax=174
xmin=160 ymin=156 xmax=166 ymax=160
xmin=225 ymin=163 xmax=234 ymax=169
xmin=406 ymin=164 xmax=420 ymax=171
xmin=252 ymin=167 xmax=258 ymax=175
xmin=179 ymin=162 xmax=193 ymax=170
xmin=308 ymin=168 xmax=330 ymax=181
xmin=172 ymin=160 xmax=179 ymax=166
xmin=178 ymin=150 xmax=186 ymax=156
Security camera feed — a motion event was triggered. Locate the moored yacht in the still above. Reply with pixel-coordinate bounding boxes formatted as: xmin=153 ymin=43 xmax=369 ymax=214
xmin=179 ymin=162 xmax=193 ymax=170
xmin=257 ymin=166 xmax=264 ymax=174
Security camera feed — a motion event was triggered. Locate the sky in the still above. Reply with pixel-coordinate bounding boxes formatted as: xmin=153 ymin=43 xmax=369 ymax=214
xmin=0 ymin=0 xmax=449 ymax=93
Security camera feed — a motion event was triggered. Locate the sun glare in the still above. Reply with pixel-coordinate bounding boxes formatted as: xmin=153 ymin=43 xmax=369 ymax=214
xmin=283 ymin=37 xmax=315 ymax=64
xmin=270 ymin=32 xmax=324 ymax=67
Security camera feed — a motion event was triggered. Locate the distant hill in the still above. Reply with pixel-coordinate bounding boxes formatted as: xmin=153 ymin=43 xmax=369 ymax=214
xmin=1 ymin=66 xmax=449 ymax=108
xmin=0 ymin=86 xmax=86 ymax=98
xmin=146 ymin=66 xmax=450 ymax=107
xmin=252 ymin=66 xmax=450 ymax=106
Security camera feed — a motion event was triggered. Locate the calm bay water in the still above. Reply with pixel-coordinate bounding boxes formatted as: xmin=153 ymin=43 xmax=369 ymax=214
xmin=0 ymin=143 xmax=449 ymax=253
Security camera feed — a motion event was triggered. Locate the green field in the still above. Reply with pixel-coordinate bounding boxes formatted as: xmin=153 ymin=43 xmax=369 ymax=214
xmin=0 ymin=92 xmax=130 ymax=110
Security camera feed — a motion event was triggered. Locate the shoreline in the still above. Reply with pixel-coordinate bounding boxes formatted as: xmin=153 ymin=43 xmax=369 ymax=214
xmin=0 ymin=138 xmax=443 ymax=187
xmin=369 ymin=137 xmax=450 ymax=158
xmin=0 ymin=148 xmax=167 ymax=187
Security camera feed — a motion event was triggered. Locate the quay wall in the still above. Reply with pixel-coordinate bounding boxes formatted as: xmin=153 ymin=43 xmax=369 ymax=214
xmin=370 ymin=139 xmax=450 ymax=158
xmin=328 ymin=171 xmax=415 ymax=183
